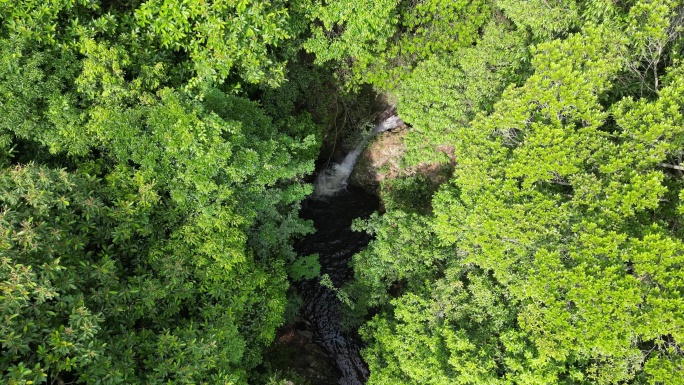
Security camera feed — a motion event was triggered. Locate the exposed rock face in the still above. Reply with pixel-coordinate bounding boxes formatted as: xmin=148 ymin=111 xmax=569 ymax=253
xmin=349 ymin=127 xmax=405 ymax=191
xmin=313 ymin=116 xmax=404 ymax=198
xmin=349 ymin=126 xmax=455 ymax=194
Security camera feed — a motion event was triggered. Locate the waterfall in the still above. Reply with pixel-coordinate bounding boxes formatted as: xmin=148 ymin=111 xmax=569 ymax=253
xmin=314 ymin=116 xmax=402 ymax=198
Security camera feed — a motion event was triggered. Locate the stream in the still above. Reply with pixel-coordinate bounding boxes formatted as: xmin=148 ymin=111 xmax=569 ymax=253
xmin=290 ymin=116 xmax=401 ymax=385
xmin=294 ymin=186 xmax=378 ymax=385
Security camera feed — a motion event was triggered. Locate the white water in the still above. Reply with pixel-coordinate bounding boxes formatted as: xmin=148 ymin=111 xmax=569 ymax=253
xmin=314 ymin=116 xmax=402 ymax=198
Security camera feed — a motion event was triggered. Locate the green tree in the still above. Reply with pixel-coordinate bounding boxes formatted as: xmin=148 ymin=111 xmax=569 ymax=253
xmin=0 ymin=1 xmax=322 ymax=383
xmin=304 ymin=0 xmax=491 ymax=88
xmin=353 ymin=8 xmax=684 ymax=384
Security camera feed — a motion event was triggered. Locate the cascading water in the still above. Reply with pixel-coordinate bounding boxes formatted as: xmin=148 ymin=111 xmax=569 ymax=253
xmin=293 ymin=115 xmax=402 ymax=385
xmin=313 ymin=116 xmax=403 ymax=198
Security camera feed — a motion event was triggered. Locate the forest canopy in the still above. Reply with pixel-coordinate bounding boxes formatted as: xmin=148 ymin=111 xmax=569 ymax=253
xmin=1 ymin=0 xmax=683 ymax=384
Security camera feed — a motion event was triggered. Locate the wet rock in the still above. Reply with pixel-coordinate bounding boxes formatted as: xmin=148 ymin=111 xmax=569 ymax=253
xmin=265 ymin=321 xmax=341 ymax=385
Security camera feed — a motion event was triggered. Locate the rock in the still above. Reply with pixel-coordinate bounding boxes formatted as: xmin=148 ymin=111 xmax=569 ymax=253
xmin=350 ymin=125 xmax=455 ymax=196
xmin=299 ymin=330 xmax=313 ymax=341
xmin=264 ymin=322 xmax=341 ymax=385
xmin=349 ymin=126 xmax=406 ymax=193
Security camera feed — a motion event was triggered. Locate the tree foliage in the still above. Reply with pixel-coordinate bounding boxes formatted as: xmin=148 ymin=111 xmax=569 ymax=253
xmin=0 ymin=1 xmax=321 ymax=384
xmin=2 ymin=0 xmax=684 ymax=384
xmin=334 ymin=1 xmax=684 ymax=384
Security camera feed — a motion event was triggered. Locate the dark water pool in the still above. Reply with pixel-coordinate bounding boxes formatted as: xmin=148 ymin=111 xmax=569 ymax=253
xmin=294 ymin=186 xmax=379 ymax=385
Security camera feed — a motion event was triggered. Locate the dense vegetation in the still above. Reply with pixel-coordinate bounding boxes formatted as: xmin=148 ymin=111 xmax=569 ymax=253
xmin=1 ymin=0 xmax=683 ymax=384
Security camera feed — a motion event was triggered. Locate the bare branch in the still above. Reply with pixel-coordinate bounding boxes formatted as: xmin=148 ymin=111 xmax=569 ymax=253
xmin=658 ymin=162 xmax=684 ymax=171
